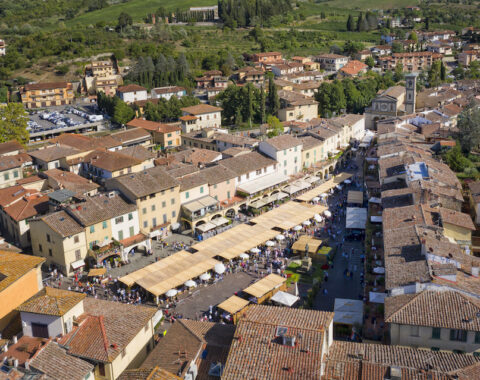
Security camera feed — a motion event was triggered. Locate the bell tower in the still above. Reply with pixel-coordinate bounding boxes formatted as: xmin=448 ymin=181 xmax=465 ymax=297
xmin=405 ymin=72 xmax=417 ymax=115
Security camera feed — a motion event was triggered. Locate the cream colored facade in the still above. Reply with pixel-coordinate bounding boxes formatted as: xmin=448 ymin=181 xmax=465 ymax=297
xmin=390 ymin=323 xmax=480 ymax=353
xmin=181 ymin=183 xmax=208 ymax=205
xmin=30 ymin=219 xmax=88 ymax=276
xmin=209 ymin=179 xmax=235 ymax=202
xmin=278 ymin=103 xmax=318 ymax=122
xmin=302 ymin=143 xmax=325 ymax=168
xmin=108 ymin=184 xmax=180 ymax=234
xmin=443 ymin=223 xmax=472 ymax=245
xmin=0 ymin=166 xmax=22 ymax=189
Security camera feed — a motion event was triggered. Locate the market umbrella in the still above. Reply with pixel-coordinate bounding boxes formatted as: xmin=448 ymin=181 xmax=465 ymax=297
xmin=344 ymin=179 xmax=352 ymax=184
xmin=184 ymin=280 xmax=197 ymax=288
xmin=312 ymin=196 xmax=320 ymax=202
xmin=320 ymin=193 xmax=328 ymax=198
xmin=215 ymin=263 xmax=226 ymax=274
xmin=324 ymin=210 xmax=332 ymax=218
xmin=200 ymin=272 xmax=211 ymax=281
xmin=239 ymin=253 xmax=249 ymax=260
xmin=165 ymin=289 xmax=178 ymax=297
xmin=302 ymin=220 xmax=311 ymax=226
xmin=315 ymin=215 xmax=323 ymax=223
xmin=275 ymin=234 xmax=285 ymax=241
xmin=293 ymin=225 xmax=302 ymax=231
xmin=250 ymin=247 xmax=261 ymax=254
xmin=265 ymin=240 xmax=275 ymax=247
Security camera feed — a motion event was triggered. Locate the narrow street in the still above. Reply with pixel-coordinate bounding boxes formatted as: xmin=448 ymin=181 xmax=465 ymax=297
xmin=314 ymin=151 xmax=365 ymax=311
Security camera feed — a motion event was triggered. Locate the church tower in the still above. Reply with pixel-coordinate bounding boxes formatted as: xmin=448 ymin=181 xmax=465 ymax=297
xmin=405 ymin=73 xmax=417 ymax=115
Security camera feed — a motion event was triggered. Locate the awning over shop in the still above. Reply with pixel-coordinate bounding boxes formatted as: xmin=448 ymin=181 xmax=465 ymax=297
xmin=250 ymin=198 xmax=267 ymax=209
xmin=237 ymin=172 xmax=289 ymax=195
xmin=270 ymin=291 xmax=299 ymax=307
xmin=243 ymin=273 xmax=286 ymax=299
xmin=218 ymin=295 xmax=250 ymax=315
xmin=346 ymin=207 xmax=367 ymax=229
xmin=183 ymin=196 xmax=218 ymax=213
xmin=211 ymin=216 xmax=229 ymax=227
xmin=291 ymin=235 xmax=323 ymax=254
xmin=347 ymin=191 xmax=363 ymax=204
xmin=196 ymin=222 xmax=216 ymax=232
xmin=334 ymin=298 xmax=364 ymax=326
xmin=296 ymin=172 xmax=353 ymax=202
xmin=88 ymin=268 xmax=106 ymax=277
xmin=71 ymin=259 xmax=85 ymax=270
xmin=305 ymin=176 xmax=321 ymax=184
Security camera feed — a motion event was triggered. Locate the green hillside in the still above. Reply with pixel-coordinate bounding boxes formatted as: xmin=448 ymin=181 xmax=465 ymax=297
xmin=324 ymin=0 xmax=420 ymax=9
xmin=69 ymin=0 xmax=217 ymax=26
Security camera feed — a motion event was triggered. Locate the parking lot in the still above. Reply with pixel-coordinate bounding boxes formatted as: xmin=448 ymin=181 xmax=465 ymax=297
xmin=27 ymin=105 xmax=107 ymax=142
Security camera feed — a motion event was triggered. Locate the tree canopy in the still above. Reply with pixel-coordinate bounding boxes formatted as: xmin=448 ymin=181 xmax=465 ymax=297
xmin=457 ymin=101 xmax=480 ymax=153
xmin=0 ymin=103 xmax=29 ymax=145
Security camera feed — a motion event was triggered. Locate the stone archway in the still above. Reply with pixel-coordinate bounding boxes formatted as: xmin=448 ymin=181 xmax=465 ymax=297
xmin=210 ymin=214 xmax=223 ymax=221
xmin=329 ymin=165 xmax=334 ymax=173
xmin=225 ymin=208 xmax=236 ymax=219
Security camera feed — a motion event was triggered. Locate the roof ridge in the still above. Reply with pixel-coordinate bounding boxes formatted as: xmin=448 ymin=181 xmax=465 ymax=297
xmin=385 ymin=292 xmax=423 ymax=322
xmin=98 ymin=315 xmax=110 ymax=355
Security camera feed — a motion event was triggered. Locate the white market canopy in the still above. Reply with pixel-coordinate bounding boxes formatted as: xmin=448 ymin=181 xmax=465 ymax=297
xmin=196 ymin=222 xmax=216 ymax=233
xmin=270 ymin=291 xmax=299 ymax=307
xmin=346 ymin=207 xmax=367 ymax=230
xmin=334 ymin=298 xmax=364 ymax=326
xmin=237 ymin=172 xmax=289 ymax=195
xmin=211 ymin=216 xmax=229 ymax=227
xmin=183 ymin=195 xmax=218 ymax=213
xmin=369 ymin=292 xmax=386 ymax=304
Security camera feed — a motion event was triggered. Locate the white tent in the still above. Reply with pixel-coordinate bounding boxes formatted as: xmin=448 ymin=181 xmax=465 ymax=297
xmin=200 ymin=273 xmax=211 ymax=281
xmin=293 ymin=225 xmax=303 ymax=231
xmin=275 ymin=234 xmax=285 ymax=241
xmin=165 ymin=289 xmax=178 ymax=297
xmin=346 ymin=207 xmax=367 ymax=229
xmin=250 ymin=248 xmax=261 ymax=254
xmin=215 ymin=263 xmax=226 ymax=274
xmin=369 ymin=292 xmax=386 ymax=304
xmin=324 ymin=210 xmax=332 ymax=218
xmin=333 ymin=298 xmax=364 ymax=326
xmin=265 ymin=240 xmax=275 ymax=247
xmin=184 ymin=280 xmax=197 ymax=288
xmin=239 ymin=253 xmax=249 ymax=260
xmin=270 ymin=291 xmax=299 ymax=307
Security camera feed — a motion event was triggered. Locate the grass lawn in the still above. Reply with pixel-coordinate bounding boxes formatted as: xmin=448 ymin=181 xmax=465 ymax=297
xmin=69 ymin=0 xmax=216 ymax=26
xmin=286 ymin=261 xmax=324 ymax=285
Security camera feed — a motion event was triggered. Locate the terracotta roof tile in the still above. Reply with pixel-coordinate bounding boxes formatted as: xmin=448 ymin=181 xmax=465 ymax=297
xmin=181 ymin=104 xmax=222 ymax=115
xmin=0 ymin=251 xmax=44 ymax=292
xmin=117 ymin=84 xmax=147 ymax=93
xmin=220 ymin=152 xmax=277 ymax=176
xmin=0 ymin=141 xmax=24 ymax=156
xmin=29 ymin=340 xmax=94 ymax=380
xmin=40 ymin=210 xmax=84 ymax=237
xmin=110 ymin=127 xmax=152 ymax=145
xmin=385 ymin=290 xmax=480 ymax=330
xmin=16 ymin=287 xmax=85 ymax=316
xmin=4 ymin=194 xmax=49 ymax=222
xmin=83 ymin=149 xmax=142 ymax=172
xmin=61 ymin=297 xmax=156 ymax=363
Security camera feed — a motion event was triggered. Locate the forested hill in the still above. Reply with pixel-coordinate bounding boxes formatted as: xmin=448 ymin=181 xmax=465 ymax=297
xmin=218 ymin=0 xmax=292 ymax=28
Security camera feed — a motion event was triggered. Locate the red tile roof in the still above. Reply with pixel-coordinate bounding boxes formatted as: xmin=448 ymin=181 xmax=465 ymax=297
xmin=117 ymin=84 xmax=147 ymax=93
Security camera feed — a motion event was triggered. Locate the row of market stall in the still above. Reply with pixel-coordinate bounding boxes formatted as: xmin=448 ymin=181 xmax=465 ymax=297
xmin=119 ymin=173 xmax=352 ymax=302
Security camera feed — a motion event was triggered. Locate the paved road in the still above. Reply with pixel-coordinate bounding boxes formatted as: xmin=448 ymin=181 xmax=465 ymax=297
xmin=314 ymin=152 xmax=365 ymax=311
xmin=173 ymin=272 xmax=258 ymax=320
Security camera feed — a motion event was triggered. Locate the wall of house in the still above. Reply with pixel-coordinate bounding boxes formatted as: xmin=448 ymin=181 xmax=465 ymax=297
xmin=302 ymin=145 xmax=324 ymax=168
xmin=111 ymin=210 xmax=140 ymax=241
xmin=110 ymin=318 xmax=154 ymax=380
xmin=0 ymin=167 xmax=23 ymax=189
xmin=21 ymin=312 xmax=64 ymax=338
xmin=183 ymin=111 xmax=221 ymax=130
xmin=161 ymin=130 xmax=181 ymax=149
xmin=390 ymin=323 xmax=480 ymax=353
xmin=209 ymin=179 xmax=235 ymax=202
xmin=119 ymin=91 xmax=148 ymax=104
xmin=259 ymin=143 xmax=302 ymax=177
xmin=85 ymin=220 xmax=111 ymax=249
xmin=30 ymin=221 xmax=88 ymax=276
xmin=181 ymin=136 xmax=217 ymax=151
xmin=181 ymin=184 xmax=208 ymax=205
xmin=0 ymin=266 xmax=42 ymax=332
xmin=278 ymin=104 xmax=318 ymax=122
xmin=138 ymin=189 xmax=180 ymax=233
xmin=235 ymin=163 xmax=278 ymax=187
xmin=443 ymin=223 xmax=472 ymax=245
